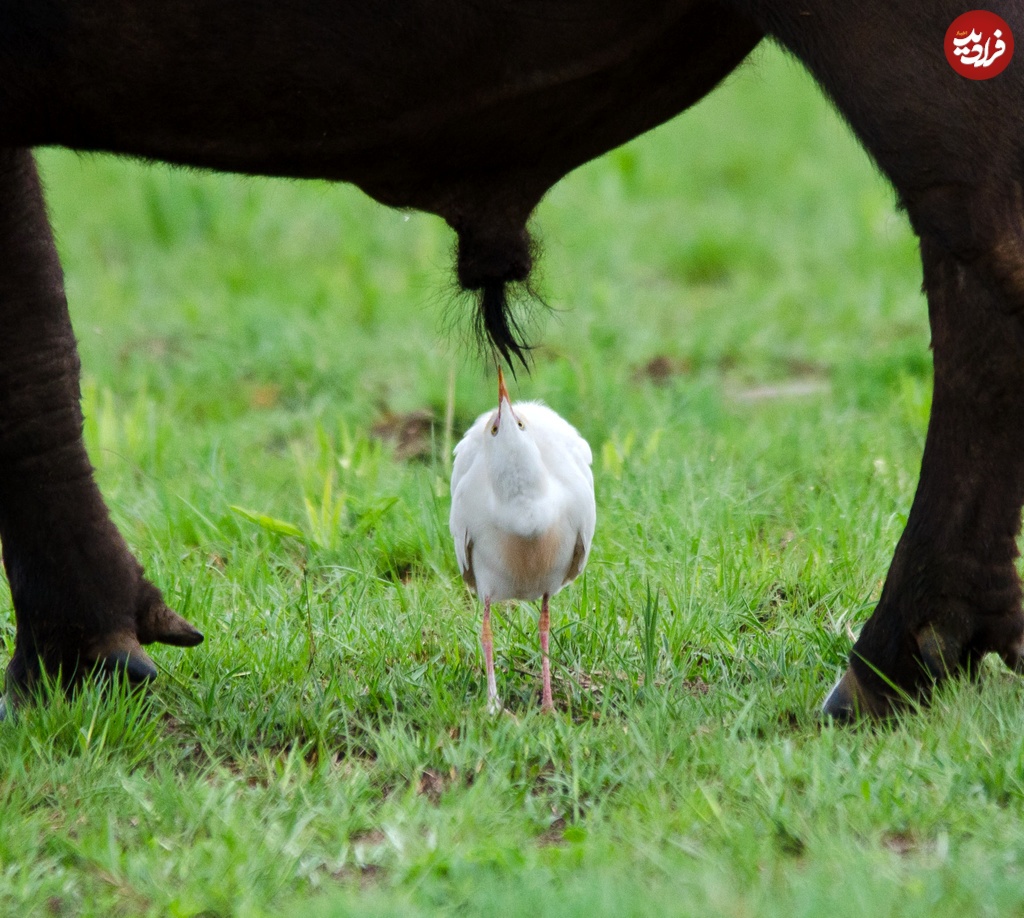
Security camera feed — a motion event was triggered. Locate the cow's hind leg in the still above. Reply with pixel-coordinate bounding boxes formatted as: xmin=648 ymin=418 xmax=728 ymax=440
xmin=728 ymin=1 xmax=1024 ymax=716
xmin=0 ymin=148 xmax=202 ymax=712
xmin=825 ymin=238 xmax=1024 ymax=717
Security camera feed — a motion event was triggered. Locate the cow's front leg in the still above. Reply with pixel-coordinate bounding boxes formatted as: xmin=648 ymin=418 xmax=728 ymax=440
xmin=0 ymin=148 xmax=202 ymax=711
xmin=825 ymin=238 xmax=1024 ymax=717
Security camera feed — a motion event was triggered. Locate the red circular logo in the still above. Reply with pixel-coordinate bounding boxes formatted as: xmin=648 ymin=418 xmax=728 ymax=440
xmin=945 ymin=11 xmax=1014 ymax=79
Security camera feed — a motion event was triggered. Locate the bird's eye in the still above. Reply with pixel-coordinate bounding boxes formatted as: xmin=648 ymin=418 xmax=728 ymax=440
xmin=490 ymin=424 xmax=498 ymax=436
xmin=517 ymin=420 xmax=525 ymax=430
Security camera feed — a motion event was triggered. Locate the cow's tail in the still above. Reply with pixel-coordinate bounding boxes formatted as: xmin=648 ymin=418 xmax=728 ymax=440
xmin=455 ymin=221 xmax=538 ymax=373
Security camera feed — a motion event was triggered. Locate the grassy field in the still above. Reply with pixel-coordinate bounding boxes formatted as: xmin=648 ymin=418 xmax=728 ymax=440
xmin=3 ymin=44 xmax=1023 ymax=916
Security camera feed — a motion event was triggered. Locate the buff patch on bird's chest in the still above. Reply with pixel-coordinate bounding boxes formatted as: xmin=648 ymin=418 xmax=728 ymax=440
xmin=502 ymin=526 xmax=563 ymax=589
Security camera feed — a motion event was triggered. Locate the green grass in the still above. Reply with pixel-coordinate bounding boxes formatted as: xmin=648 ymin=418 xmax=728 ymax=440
xmin=2 ymin=44 xmax=1021 ymax=915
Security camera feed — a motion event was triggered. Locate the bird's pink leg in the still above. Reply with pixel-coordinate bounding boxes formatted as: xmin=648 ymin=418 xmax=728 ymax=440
xmin=540 ymin=593 xmax=553 ymax=712
xmin=481 ymin=596 xmax=500 ymax=712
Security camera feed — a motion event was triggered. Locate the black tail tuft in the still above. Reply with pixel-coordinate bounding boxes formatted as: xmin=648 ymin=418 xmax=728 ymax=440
xmin=455 ymin=221 xmax=542 ymax=374
xmin=475 ymin=282 xmax=532 ymax=373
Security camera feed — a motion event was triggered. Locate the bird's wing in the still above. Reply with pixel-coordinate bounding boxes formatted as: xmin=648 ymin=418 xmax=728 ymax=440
xmin=449 ymin=472 xmax=475 ymax=586
xmin=450 ymin=518 xmax=475 ymax=590
xmin=564 ymin=429 xmax=596 ymax=580
xmin=520 ymin=404 xmax=596 ymax=582
xmin=564 ymin=426 xmax=593 ymax=474
xmin=537 ymin=425 xmax=594 ymax=587
xmin=525 ymin=406 xmax=592 ymax=480
xmin=562 ymin=532 xmax=588 ymax=586
xmin=554 ymin=481 xmax=596 ymax=589
xmin=450 ymin=414 xmax=489 ymax=589
xmin=450 ymin=417 xmax=482 ymax=499
xmin=568 ymin=482 xmax=597 ymax=568
xmin=460 ymin=537 xmax=477 ymax=590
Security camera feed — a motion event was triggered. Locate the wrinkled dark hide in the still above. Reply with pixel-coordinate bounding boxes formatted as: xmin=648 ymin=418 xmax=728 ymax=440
xmin=731 ymin=0 xmax=1024 ymax=718
xmin=0 ymin=0 xmax=1021 ymax=718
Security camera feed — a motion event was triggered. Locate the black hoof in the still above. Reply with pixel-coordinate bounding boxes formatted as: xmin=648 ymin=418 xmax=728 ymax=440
xmin=100 ymin=648 xmax=159 ymax=684
xmin=821 ymin=667 xmax=893 ymax=721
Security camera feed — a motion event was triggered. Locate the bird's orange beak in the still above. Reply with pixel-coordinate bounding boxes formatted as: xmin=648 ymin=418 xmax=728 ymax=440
xmin=495 ymin=366 xmax=519 ymax=429
xmin=497 ymin=366 xmax=511 ymax=407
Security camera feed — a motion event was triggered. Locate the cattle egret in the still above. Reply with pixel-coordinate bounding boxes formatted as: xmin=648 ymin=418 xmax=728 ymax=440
xmin=450 ymin=368 xmax=596 ymax=712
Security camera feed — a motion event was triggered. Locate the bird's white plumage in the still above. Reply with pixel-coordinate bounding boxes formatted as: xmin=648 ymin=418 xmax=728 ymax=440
xmin=450 ymin=399 xmax=596 ymax=603
xmin=450 ymin=374 xmax=595 ymax=712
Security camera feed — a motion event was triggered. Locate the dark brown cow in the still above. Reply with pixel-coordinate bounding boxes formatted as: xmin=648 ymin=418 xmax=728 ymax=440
xmin=1 ymin=0 xmax=1022 ymax=719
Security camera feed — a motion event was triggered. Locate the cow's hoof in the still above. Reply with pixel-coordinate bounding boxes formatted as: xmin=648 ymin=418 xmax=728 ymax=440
xmin=822 ymin=624 xmax=960 ymax=722
xmin=2 ymin=520 xmax=203 ymax=716
xmin=998 ymin=633 xmax=1024 ymax=673
xmin=3 ymin=637 xmax=166 ymax=718
xmin=821 ymin=667 xmax=893 ymax=721
xmin=98 ymin=646 xmax=160 ymax=683
xmin=823 ymin=614 xmax=1024 ymax=722
xmin=3 ymin=585 xmax=203 ymax=715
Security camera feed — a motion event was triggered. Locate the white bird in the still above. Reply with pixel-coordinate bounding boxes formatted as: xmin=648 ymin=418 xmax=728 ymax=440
xmin=450 ymin=367 xmax=596 ymax=712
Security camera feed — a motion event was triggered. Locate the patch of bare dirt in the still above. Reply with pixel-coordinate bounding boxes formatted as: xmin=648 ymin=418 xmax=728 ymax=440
xmin=371 ymin=408 xmax=435 ymax=460
xmin=631 ymin=355 xmax=693 ymax=386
